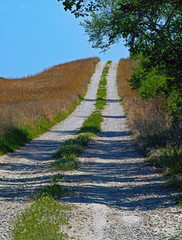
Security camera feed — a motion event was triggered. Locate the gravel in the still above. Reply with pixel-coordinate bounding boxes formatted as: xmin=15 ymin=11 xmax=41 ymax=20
xmin=60 ymin=62 xmax=182 ymax=240
xmin=0 ymin=61 xmax=181 ymax=240
xmin=0 ymin=62 xmax=105 ymax=239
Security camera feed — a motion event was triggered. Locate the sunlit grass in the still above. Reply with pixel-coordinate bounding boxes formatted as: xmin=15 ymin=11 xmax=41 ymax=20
xmin=0 ymin=58 xmax=99 ymax=154
xmin=12 ymin=195 xmax=71 ymax=240
xmin=80 ymin=64 xmax=109 ymax=134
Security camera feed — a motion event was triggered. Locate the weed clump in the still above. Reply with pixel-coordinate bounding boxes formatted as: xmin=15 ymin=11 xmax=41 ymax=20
xmin=51 ymin=134 xmax=91 ymax=171
xmin=12 ymin=195 xmax=70 ymax=240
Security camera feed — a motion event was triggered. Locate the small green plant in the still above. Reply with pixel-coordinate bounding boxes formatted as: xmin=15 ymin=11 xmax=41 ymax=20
xmin=0 ymin=127 xmax=31 ymax=155
xmin=52 ymin=156 xmax=78 ymax=171
xmin=34 ymin=174 xmax=71 ymax=199
xmin=148 ymin=146 xmax=182 ymax=190
xmin=52 ymin=133 xmax=92 ymax=170
xmin=12 ymin=195 xmax=70 ymax=240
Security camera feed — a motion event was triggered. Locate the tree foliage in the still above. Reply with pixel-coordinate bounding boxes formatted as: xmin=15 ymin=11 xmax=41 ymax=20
xmin=58 ymin=0 xmax=181 ymax=81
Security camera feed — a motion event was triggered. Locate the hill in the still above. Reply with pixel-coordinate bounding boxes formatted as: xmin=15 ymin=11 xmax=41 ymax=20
xmin=0 ymin=57 xmax=99 ymax=153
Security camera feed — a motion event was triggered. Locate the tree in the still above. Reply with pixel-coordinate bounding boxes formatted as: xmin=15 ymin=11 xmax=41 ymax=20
xmin=58 ymin=0 xmax=181 ymax=82
xmin=57 ymin=0 xmax=102 ymax=17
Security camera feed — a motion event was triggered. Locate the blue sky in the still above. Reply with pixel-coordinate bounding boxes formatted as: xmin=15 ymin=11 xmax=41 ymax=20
xmin=0 ymin=1 xmax=129 ymax=78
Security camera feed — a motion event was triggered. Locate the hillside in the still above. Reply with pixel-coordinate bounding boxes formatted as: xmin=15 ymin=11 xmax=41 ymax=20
xmin=0 ymin=57 xmax=99 ymax=154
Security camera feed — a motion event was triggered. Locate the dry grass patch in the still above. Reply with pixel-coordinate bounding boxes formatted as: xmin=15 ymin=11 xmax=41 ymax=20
xmin=117 ymin=59 xmax=170 ymax=154
xmin=0 ymin=58 xmax=99 ymax=151
xmin=117 ymin=59 xmax=182 ymax=193
xmin=0 ymin=57 xmax=99 ymax=154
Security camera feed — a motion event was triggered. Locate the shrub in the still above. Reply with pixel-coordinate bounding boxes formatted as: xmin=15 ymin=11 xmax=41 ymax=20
xmin=138 ymin=69 xmax=168 ymax=99
xmin=165 ymin=87 xmax=182 ymax=127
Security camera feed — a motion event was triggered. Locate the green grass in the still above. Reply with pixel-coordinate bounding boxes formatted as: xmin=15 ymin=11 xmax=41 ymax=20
xmin=12 ymin=195 xmax=70 ymax=240
xmin=51 ymin=134 xmax=91 ymax=171
xmin=148 ymin=146 xmax=182 ymax=191
xmin=80 ymin=64 xmax=109 ymax=135
xmin=52 ymin=62 xmax=110 ymax=171
xmin=52 ymin=62 xmax=110 ymax=170
xmin=33 ymin=174 xmax=72 ymax=199
xmin=0 ymin=95 xmax=81 ymax=156
xmin=0 ymin=127 xmax=31 ymax=154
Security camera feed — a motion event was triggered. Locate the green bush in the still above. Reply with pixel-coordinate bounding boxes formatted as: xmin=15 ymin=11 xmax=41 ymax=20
xmin=129 ymin=64 xmax=146 ymax=90
xmin=165 ymin=87 xmax=182 ymax=127
xmin=139 ymin=69 xmax=168 ymax=99
xmin=149 ymin=146 xmax=182 ymax=190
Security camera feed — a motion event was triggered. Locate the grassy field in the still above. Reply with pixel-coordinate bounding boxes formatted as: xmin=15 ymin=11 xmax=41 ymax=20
xmin=0 ymin=57 xmax=99 ymax=154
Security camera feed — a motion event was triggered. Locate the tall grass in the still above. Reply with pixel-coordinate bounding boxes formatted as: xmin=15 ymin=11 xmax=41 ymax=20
xmin=0 ymin=57 xmax=99 ymax=153
xmin=117 ymin=59 xmax=171 ymax=154
xmin=117 ymin=59 xmax=182 ymax=193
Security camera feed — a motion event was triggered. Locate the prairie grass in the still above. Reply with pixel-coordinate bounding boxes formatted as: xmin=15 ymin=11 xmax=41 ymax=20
xmin=0 ymin=57 xmax=99 ymax=154
xmin=117 ymin=58 xmax=182 ymax=192
xmin=117 ymin=59 xmax=171 ymax=155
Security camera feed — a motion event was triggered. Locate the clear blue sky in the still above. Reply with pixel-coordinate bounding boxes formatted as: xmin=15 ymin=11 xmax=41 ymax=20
xmin=0 ymin=0 xmax=129 ymax=78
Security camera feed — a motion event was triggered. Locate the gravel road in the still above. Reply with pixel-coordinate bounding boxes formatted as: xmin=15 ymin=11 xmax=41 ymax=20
xmin=61 ymin=62 xmax=182 ymax=239
xmin=0 ymin=62 xmax=182 ymax=240
xmin=0 ymin=62 xmax=105 ymax=239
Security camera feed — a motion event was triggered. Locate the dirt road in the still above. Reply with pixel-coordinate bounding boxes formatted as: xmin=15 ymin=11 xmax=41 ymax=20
xmin=61 ymin=62 xmax=182 ymax=239
xmin=0 ymin=62 xmax=181 ymax=239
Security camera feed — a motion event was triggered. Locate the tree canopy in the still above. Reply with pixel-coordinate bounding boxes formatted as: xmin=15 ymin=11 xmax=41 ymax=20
xmin=58 ymin=0 xmax=182 ymax=86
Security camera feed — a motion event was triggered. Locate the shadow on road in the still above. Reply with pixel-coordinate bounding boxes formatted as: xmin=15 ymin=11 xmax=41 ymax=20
xmin=61 ymin=130 xmax=176 ymax=211
xmin=0 ymin=127 xmax=176 ymax=211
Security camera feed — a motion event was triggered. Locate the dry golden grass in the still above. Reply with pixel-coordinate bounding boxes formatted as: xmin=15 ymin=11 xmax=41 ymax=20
xmin=0 ymin=57 xmax=99 ymax=136
xmin=117 ymin=58 xmax=170 ymax=139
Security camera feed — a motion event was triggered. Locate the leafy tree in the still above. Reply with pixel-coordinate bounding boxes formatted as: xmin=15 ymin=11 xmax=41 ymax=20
xmin=58 ymin=0 xmax=181 ymax=84
xmin=57 ymin=0 xmax=102 ymax=17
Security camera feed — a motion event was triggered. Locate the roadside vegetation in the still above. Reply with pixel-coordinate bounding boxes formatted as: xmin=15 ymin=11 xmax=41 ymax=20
xmin=58 ymin=0 xmax=182 ymax=195
xmin=11 ymin=61 xmax=110 ymax=239
xmin=0 ymin=57 xmax=99 ymax=155
xmin=117 ymin=59 xmax=182 ymax=193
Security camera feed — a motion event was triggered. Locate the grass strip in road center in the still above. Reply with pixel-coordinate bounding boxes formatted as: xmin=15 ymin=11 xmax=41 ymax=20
xmin=11 ymin=61 xmax=111 ymax=240
xmin=51 ymin=61 xmax=110 ymax=171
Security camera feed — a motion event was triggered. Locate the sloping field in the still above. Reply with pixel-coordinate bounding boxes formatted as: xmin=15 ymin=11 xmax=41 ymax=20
xmin=0 ymin=57 xmax=99 ymax=137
